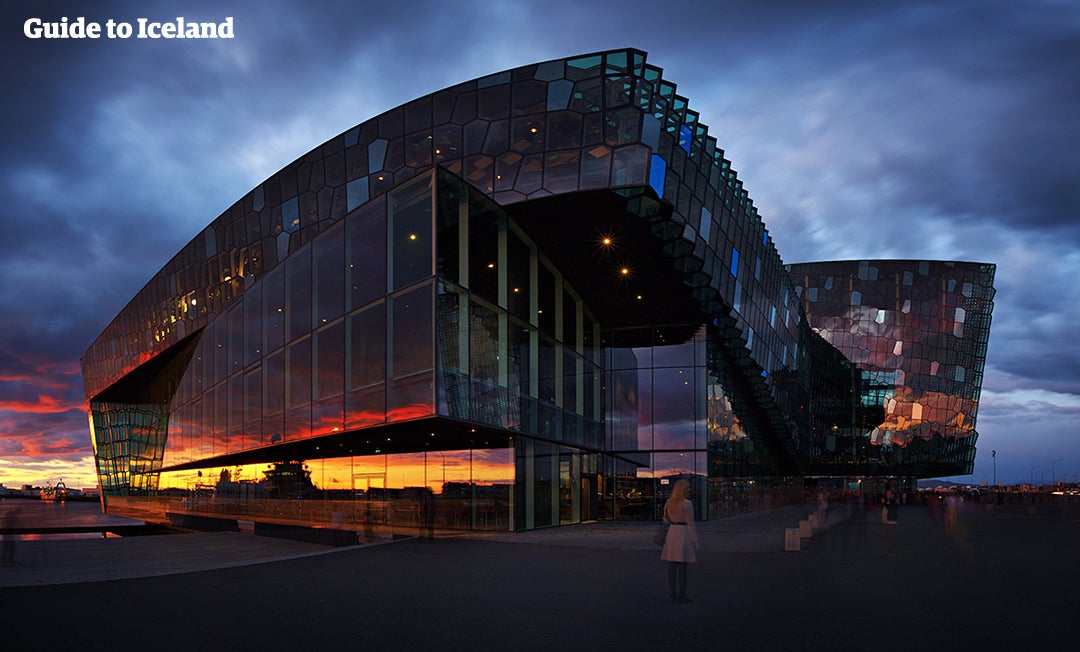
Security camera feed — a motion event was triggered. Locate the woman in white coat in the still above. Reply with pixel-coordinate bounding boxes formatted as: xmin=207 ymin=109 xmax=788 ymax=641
xmin=661 ymin=478 xmax=699 ymax=603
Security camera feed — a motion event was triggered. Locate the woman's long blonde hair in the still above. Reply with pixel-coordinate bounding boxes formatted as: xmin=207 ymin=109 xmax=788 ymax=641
xmin=665 ymin=478 xmax=690 ymax=518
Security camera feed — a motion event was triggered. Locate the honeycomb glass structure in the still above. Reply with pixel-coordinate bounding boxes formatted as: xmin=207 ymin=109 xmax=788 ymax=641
xmin=81 ymin=49 xmax=995 ymax=533
xmin=788 ymin=260 xmax=996 ymax=476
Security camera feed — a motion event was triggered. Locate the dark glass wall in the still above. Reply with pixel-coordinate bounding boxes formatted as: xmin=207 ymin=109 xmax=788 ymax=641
xmin=788 ymin=260 xmax=996 ymax=476
xmin=158 ymin=175 xmax=436 ymax=475
xmin=434 ymin=171 xmax=603 ymax=528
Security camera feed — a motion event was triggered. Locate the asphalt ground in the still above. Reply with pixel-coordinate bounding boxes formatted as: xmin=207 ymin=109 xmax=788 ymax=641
xmin=1 ymin=501 xmax=1076 ymax=651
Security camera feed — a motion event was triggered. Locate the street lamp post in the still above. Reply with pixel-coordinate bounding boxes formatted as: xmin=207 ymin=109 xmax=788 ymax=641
xmin=1051 ymin=458 xmax=1064 ymax=486
xmin=992 ymin=450 xmax=996 ymax=486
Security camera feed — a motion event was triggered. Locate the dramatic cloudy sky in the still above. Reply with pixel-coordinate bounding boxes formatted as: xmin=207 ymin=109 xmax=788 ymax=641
xmin=2 ymin=0 xmax=1077 ymax=488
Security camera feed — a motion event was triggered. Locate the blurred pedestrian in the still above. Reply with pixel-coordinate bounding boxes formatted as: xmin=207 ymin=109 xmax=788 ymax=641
xmin=2 ymin=505 xmax=21 ymax=566
xmin=661 ymin=478 xmax=699 ymax=603
xmin=882 ymin=489 xmax=899 ymax=557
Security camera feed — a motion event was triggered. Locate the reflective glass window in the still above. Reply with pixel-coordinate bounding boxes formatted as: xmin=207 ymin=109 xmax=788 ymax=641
xmin=636 ymin=367 xmax=653 ymax=449
xmin=345 ymin=384 xmax=385 ymax=430
xmin=511 ymin=79 xmax=548 ymax=114
xmin=213 ymin=318 xmax=227 ymax=385
xmin=514 ymin=320 xmax=534 ymax=398
xmin=213 ymin=382 xmax=226 ymax=455
xmin=348 ymin=302 xmax=386 ymax=389
xmin=226 ymin=373 xmax=243 ymax=453
xmin=369 ymin=139 xmax=388 ymax=173
xmin=538 ymin=335 xmax=558 ymax=405
xmin=470 ymin=299 xmax=502 ymax=383
xmin=286 ymin=248 xmax=312 ymax=341
xmin=312 ymin=394 xmax=344 ymax=438
xmin=563 ymin=349 xmax=579 ymax=413
xmin=243 ymin=284 xmax=263 ymax=366
xmin=546 ymin=79 xmax=574 ymax=111
xmin=468 ymin=192 xmax=500 ymax=304
xmin=285 ymin=403 xmax=310 ymax=441
xmin=546 ymin=111 xmax=582 ymax=150
xmin=436 ymin=174 xmax=462 ymax=283
xmin=388 ymin=372 xmax=435 ymax=421
xmin=227 ymin=304 xmax=244 ymax=376
xmin=581 ymin=145 xmax=611 ymax=189
xmin=483 ymin=119 xmax=509 ymax=156
xmin=347 ymin=198 xmax=387 ymax=310
xmin=511 ymin=116 xmax=544 ymax=153
xmin=391 ymin=282 xmax=434 ymax=378
xmin=314 ymin=222 xmax=345 ymax=326
xmin=679 ymin=124 xmax=693 ymax=154
xmin=508 ymin=229 xmax=531 ymax=321
xmin=263 ymin=265 xmax=285 ymax=352
xmin=347 ymin=177 xmax=369 ymax=212
xmin=653 ymin=339 xmax=694 ymax=367
xmin=243 ymin=366 xmax=262 ymax=447
xmin=315 ymin=320 xmax=345 ymax=400
xmin=651 ymin=367 xmax=696 ymax=450
xmin=563 ymin=289 xmax=579 ymax=350
xmin=390 ymin=176 xmax=434 ymax=291
xmin=436 ymin=284 xmax=465 ymax=379
xmin=283 ymin=197 xmax=300 ymax=233
xmin=545 ymin=150 xmax=579 ymax=194
xmin=538 ymin=262 xmax=556 ymax=334
xmin=286 ymin=336 xmax=312 ymax=409
xmin=649 ymin=154 xmax=666 ymax=197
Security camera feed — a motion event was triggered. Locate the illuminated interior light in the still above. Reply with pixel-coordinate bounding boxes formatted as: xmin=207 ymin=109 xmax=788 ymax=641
xmin=602 ymin=237 xmax=612 ymax=246
xmin=487 ymin=262 xmax=495 ymax=268
xmin=636 ymin=295 xmax=643 ymax=300
xmin=530 ymin=127 xmax=538 ymax=133
xmin=409 ymin=234 xmax=417 ymax=241
xmin=620 ymin=267 xmax=630 ymax=275
xmin=513 ymin=287 xmax=520 ymax=293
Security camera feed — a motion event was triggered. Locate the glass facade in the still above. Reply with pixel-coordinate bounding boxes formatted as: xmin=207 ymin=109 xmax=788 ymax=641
xmin=82 ymin=49 xmax=995 ymax=535
xmin=788 ymin=260 xmax=996 ymax=476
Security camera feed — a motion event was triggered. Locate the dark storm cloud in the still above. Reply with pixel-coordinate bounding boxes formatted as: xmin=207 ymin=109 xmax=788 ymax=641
xmin=693 ymin=2 xmax=1080 ymax=251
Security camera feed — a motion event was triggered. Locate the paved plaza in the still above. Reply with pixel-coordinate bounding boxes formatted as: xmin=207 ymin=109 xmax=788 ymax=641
xmin=2 ymin=501 xmax=1077 ymax=650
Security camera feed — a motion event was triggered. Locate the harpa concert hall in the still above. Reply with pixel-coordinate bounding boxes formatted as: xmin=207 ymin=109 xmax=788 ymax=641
xmin=81 ymin=49 xmax=995 ymax=535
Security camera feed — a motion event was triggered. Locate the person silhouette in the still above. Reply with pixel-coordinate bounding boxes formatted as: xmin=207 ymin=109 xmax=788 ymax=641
xmin=882 ymin=489 xmax=899 ymax=557
xmin=660 ymin=478 xmax=699 ymax=603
